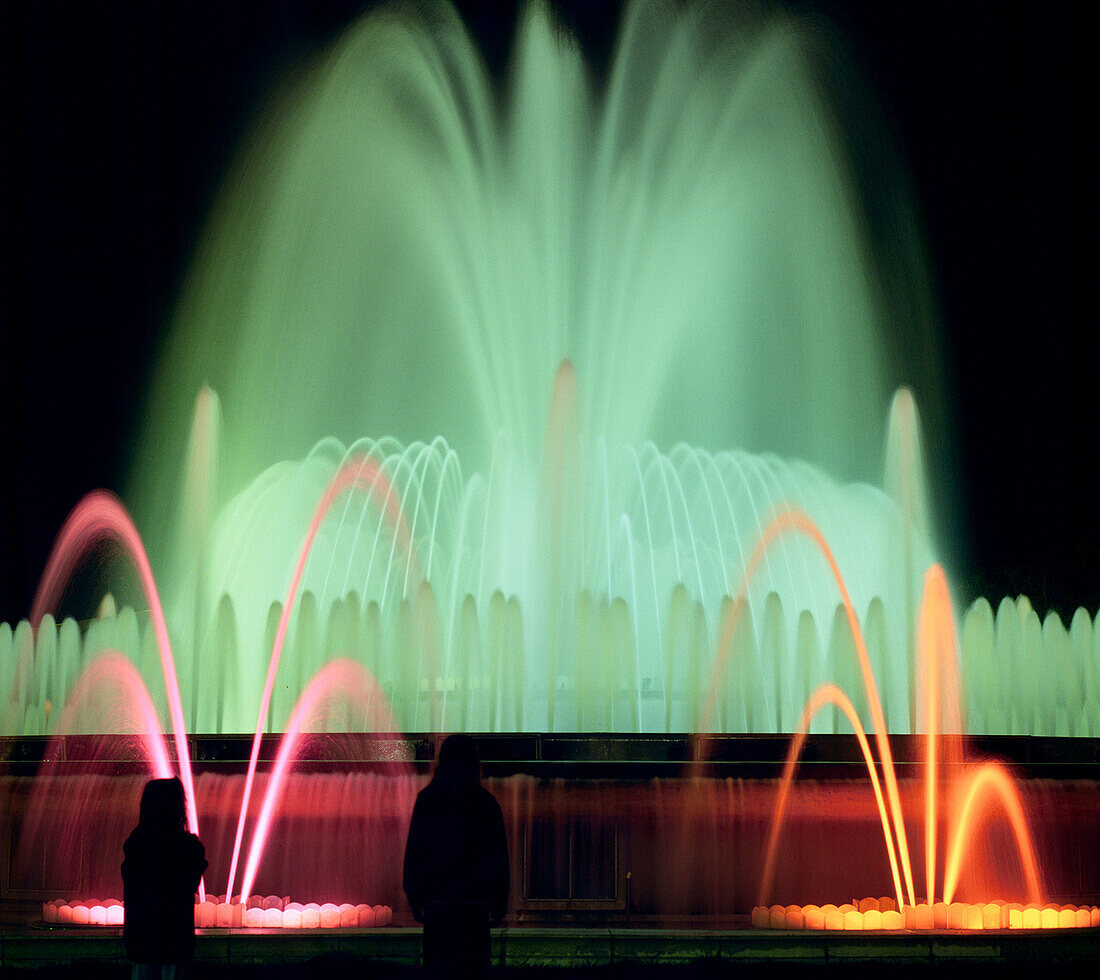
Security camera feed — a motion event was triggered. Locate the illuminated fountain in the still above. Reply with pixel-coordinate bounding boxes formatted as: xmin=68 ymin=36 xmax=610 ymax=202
xmin=742 ymin=543 xmax=1097 ymax=929
xmin=3 ymin=0 xmax=1098 ymax=932
xmin=116 ymin=0 xmax=946 ymax=739
xmin=22 ymin=643 xmax=405 ymax=926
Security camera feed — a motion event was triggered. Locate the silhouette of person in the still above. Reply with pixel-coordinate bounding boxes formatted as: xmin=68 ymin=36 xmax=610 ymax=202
xmin=403 ymin=733 xmax=509 ymax=978
xmin=121 ymin=777 xmax=207 ymax=980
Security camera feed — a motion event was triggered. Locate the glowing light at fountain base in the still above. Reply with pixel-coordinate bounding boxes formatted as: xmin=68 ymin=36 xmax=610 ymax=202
xmin=42 ymin=898 xmax=393 ymax=929
xmin=751 ymin=899 xmax=1100 ymax=930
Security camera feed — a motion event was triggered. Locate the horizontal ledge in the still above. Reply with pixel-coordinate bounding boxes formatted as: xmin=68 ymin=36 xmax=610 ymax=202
xmin=4 ymin=733 xmax=1100 ymax=775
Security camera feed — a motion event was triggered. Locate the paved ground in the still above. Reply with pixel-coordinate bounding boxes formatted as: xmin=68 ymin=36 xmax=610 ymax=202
xmin=4 ymin=925 xmax=1100 ymax=978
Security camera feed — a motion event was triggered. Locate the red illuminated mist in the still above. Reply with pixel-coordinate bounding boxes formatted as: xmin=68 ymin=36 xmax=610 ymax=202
xmin=30 ymin=489 xmax=202 ymax=897
xmin=28 ymin=472 xmax=418 ymax=909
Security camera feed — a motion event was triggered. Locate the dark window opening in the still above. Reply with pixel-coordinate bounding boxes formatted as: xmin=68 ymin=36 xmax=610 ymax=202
xmin=522 ymin=816 xmax=621 ymax=911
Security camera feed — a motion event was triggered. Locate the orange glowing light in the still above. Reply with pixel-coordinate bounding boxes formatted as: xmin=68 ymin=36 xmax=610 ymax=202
xmin=750 ymin=899 xmax=1098 ymax=931
xmin=941 ymin=762 xmax=1043 ymax=906
xmin=757 ymin=683 xmax=907 ymax=911
xmin=736 ymin=514 xmax=1057 ymax=927
xmin=706 ymin=506 xmax=917 ymax=905
xmin=917 ymin=565 xmax=965 ymax=906
xmin=711 ymin=512 xmax=1069 ymax=931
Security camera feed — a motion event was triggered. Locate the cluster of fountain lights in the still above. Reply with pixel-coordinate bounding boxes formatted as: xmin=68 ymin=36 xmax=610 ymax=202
xmin=24 ymin=450 xmax=1096 ymax=932
xmin=43 ymin=898 xmax=392 ymax=930
xmin=751 ymin=899 xmax=1100 ymax=932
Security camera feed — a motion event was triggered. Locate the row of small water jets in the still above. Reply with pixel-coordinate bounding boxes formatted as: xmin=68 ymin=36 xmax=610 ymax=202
xmin=3 ymin=587 xmax=1099 ymax=737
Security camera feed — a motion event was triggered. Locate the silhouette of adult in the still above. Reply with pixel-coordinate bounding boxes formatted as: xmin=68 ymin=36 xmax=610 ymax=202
xmin=403 ymin=733 xmax=509 ymax=977
xmin=121 ymin=777 xmax=207 ymax=980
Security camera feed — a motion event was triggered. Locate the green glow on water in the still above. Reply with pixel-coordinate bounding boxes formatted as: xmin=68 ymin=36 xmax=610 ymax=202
xmin=27 ymin=3 xmax=969 ymax=734
xmin=135 ymin=2 xmax=922 ymax=518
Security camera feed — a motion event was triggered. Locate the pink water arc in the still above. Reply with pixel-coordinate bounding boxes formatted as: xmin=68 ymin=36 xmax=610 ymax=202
xmin=237 ymin=658 xmax=407 ymax=903
xmin=224 ymin=454 xmax=423 ymax=904
xmin=26 ymin=479 xmax=418 ymax=913
xmin=29 ymin=490 xmax=202 ymax=898
xmin=12 ymin=650 xmax=177 ymax=898
xmin=49 ymin=651 xmax=174 ymax=779
xmin=16 ymin=484 xmax=1063 ymax=927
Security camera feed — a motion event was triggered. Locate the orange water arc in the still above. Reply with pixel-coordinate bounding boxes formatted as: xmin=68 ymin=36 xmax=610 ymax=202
xmin=754 ymin=558 xmax=1046 ymax=921
xmin=756 ymin=682 xmax=907 ymax=911
xmin=225 ymin=452 xmax=424 ymax=903
xmin=941 ymin=761 xmax=1043 ymax=906
xmin=699 ymin=505 xmax=917 ymax=906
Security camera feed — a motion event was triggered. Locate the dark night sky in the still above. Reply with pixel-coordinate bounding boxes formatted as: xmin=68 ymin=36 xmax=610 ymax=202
xmin=2 ymin=1 xmax=1097 ymax=626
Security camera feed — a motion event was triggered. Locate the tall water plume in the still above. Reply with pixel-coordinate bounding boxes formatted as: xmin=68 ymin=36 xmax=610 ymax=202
xmin=106 ymin=2 xmax=948 ymax=733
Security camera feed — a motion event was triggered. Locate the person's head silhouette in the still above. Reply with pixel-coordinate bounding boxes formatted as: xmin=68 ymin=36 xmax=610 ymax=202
xmin=432 ymin=733 xmax=481 ymax=793
xmin=139 ymin=777 xmax=187 ymax=833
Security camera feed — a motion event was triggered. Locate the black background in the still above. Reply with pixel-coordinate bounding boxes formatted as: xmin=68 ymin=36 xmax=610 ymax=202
xmin=3 ymin=1 xmax=1096 ymax=625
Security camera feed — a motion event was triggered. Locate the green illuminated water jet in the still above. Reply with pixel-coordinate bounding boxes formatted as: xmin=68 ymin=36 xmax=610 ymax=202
xmin=9 ymin=1 xmax=988 ymax=735
xmin=144 ymin=2 xmax=905 ymax=486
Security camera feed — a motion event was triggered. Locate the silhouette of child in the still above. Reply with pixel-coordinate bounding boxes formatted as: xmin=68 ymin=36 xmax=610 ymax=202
xmin=403 ymin=734 xmax=509 ymax=978
xmin=121 ymin=777 xmax=207 ymax=980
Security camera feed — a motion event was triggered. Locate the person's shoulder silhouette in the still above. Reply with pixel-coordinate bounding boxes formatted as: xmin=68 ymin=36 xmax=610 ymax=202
xmin=121 ymin=777 xmax=207 ymax=967
xmin=403 ymin=733 xmax=509 ymax=925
